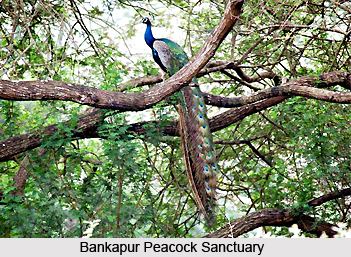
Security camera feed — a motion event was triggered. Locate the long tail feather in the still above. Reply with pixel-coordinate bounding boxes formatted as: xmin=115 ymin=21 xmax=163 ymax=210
xmin=178 ymin=84 xmax=218 ymax=226
xmin=178 ymin=105 xmax=207 ymax=216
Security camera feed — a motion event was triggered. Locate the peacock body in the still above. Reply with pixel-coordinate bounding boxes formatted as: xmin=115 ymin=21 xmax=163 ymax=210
xmin=142 ymin=17 xmax=218 ymax=225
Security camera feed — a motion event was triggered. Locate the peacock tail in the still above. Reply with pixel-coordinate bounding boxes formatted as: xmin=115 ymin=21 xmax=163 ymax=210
xmin=179 ymin=85 xmax=218 ymax=225
xmin=142 ymin=17 xmax=218 ymax=225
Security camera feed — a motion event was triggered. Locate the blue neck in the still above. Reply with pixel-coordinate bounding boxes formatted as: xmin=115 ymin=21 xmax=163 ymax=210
xmin=144 ymin=23 xmax=155 ymax=48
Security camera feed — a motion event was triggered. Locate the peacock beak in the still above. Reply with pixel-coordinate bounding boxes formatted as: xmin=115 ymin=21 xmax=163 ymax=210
xmin=141 ymin=17 xmax=150 ymax=24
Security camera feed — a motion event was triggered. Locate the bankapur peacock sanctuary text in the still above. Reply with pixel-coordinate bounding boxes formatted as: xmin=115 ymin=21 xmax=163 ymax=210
xmin=80 ymin=241 xmax=265 ymax=255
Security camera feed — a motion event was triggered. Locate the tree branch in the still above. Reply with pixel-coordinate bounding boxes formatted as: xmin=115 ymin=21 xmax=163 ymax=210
xmin=0 ymin=96 xmax=285 ymax=162
xmin=0 ymin=109 xmax=103 ymax=162
xmin=206 ymin=187 xmax=351 ymax=238
xmin=308 ymin=188 xmax=351 ymax=207
xmin=1 ymin=70 xmax=349 ymax=162
xmin=1 ymin=71 xmax=348 ymax=112
xmin=0 ymin=0 xmax=245 ymax=111
xmin=204 ymin=71 xmax=351 ymax=108
xmin=205 ymin=209 xmax=337 ymax=238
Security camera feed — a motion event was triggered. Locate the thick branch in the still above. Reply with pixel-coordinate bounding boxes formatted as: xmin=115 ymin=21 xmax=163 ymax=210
xmin=0 ymin=109 xmax=103 ymax=162
xmin=2 ymin=71 xmax=349 ymax=111
xmin=0 ymin=0 xmax=244 ymax=111
xmin=205 ymin=209 xmax=337 ymax=238
xmin=205 ymin=71 xmax=351 ymax=108
xmin=206 ymin=187 xmax=351 ymax=238
xmin=0 ymin=97 xmax=285 ymax=162
xmin=1 ymin=70 xmax=349 ymax=162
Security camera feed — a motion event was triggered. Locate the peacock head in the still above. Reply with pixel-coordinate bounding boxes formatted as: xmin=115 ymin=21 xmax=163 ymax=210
xmin=142 ymin=17 xmax=151 ymax=25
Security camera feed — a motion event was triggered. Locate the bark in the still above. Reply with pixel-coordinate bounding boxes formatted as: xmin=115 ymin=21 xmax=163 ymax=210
xmin=0 ymin=0 xmax=244 ymax=111
xmin=0 ymin=109 xmax=103 ymax=162
xmin=1 ymin=70 xmax=350 ymax=162
xmin=204 ymin=71 xmax=351 ymax=108
xmin=206 ymin=187 xmax=351 ymax=238
xmin=0 ymin=70 xmax=350 ymax=110
xmin=0 ymin=97 xmax=286 ymax=162
xmin=12 ymin=149 xmax=46 ymax=196
xmin=12 ymin=156 xmax=29 ymax=196
xmin=205 ymin=209 xmax=337 ymax=238
xmin=1 ymin=69 xmax=349 ymax=162
xmin=308 ymin=188 xmax=351 ymax=207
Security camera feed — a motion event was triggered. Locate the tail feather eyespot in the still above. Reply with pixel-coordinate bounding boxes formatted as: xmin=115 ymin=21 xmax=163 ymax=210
xmin=203 ymin=165 xmax=211 ymax=176
xmin=204 ymin=182 xmax=212 ymax=193
xmin=200 ymin=124 xmax=210 ymax=135
xmin=206 ymin=152 xmax=215 ymax=162
xmin=211 ymin=163 xmax=218 ymax=171
xmin=198 ymin=104 xmax=207 ymax=113
xmin=192 ymin=90 xmax=200 ymax=98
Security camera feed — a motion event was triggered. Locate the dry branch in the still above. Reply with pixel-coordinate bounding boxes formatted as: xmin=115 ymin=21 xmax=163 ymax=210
xmin=1 ymin=70 xmax=349 ymax=162
xmin=0 ymin=0 xmax=245 ymax=111
xmin=0 ymin=97 xmax=285 ymax=162
xmin=204 ymin=71 xmax=351 ymax=108
xmin=205 ymin=209 xmax=337 ymax=238
xmin=206 ymin=187 xmax=351 ymax=238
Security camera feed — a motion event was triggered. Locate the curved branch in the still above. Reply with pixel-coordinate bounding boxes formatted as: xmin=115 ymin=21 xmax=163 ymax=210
xmin=1 ymin=71 xmax=349 ymax=113
xmin=206 ymin=187 xmax=351 ymax=238
xmin=205 ymin=71 xmax=351 ymax=108
xmin=1 ymin=69 xmax=349 ymax=162
xmin=205 ymin=209 xmax=337 ymax=238
xmin=0 ymin=97 xmax=285 ymax=162
xmin=0 ymin=109 xmax=103 ymax=162
xmin=0 ymin=0 xmax=244 ymax=111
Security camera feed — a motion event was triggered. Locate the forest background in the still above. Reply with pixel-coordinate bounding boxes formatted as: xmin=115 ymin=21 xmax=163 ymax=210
xmin=0 ymin=0 xmax=350 ymax=238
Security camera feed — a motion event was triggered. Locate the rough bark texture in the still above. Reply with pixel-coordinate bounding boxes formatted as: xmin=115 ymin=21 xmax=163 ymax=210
xmin=0 ymin=97 xmax=285 ymax=162
xmin=12 ymin=156 xmax=29 ymax=196
xmin=205 ymin=209 xmax=338 ymax=238
xmin=1 ymin=71 xmax=350 ymax=111
xmin=1 ymin=69 xmax=350 ymax=162
xmin=0 ymin=0 xmax=245 ymax=111
xmin=0 ymin=109 xmax=103 ymax=162
xmin=12 ymin=149 xmax=46 ymax=196
xmin=0 ymin=0 xmax=350 ymax=238
xmin=206 ymin=187 xmax=351 ymax=238
xmin=204 ymin=71 xmax=351 ymax=108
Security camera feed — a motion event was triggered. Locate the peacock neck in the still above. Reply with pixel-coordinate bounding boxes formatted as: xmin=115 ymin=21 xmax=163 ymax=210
xmin=144 ymin=23 xmax=155 ymax=48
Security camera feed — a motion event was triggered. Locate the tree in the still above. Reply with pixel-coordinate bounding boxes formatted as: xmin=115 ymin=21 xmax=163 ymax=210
xmin=0 ymin=0 xmax=350 ymax=238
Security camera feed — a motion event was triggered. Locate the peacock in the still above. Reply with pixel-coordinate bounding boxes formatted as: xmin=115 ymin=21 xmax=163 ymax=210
xmin=142 ymin=17 xmax=218 ymax=225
